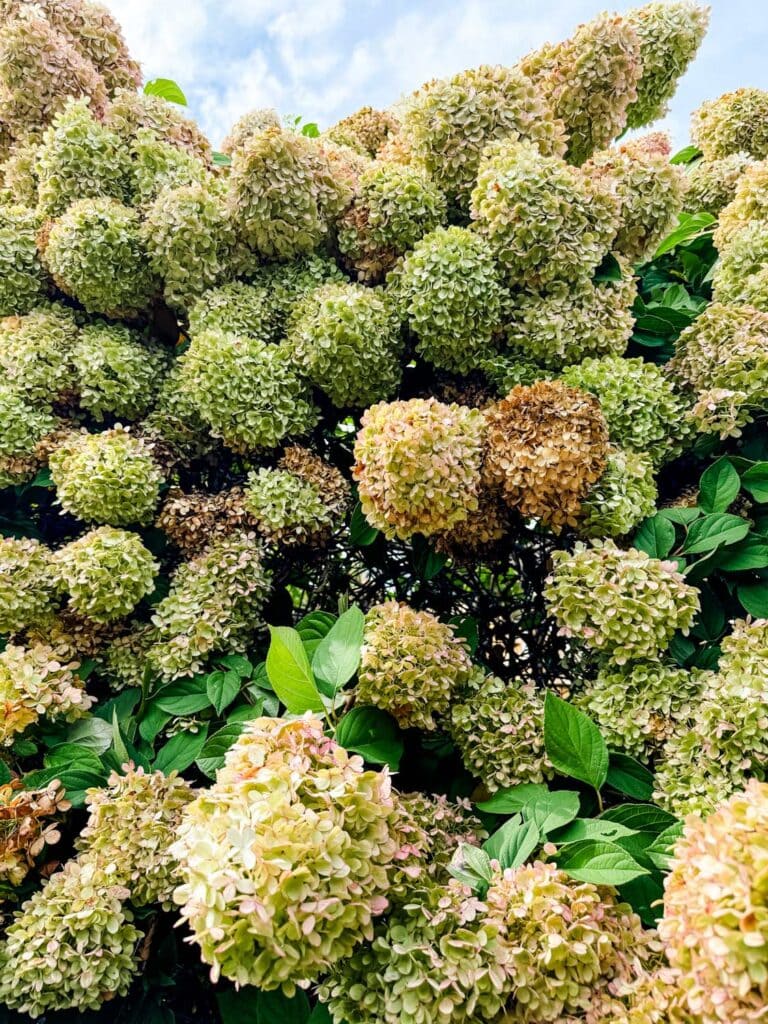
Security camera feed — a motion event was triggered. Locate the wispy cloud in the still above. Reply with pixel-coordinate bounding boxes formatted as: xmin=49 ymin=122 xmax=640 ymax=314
xmin=104 ymin=0 xmax=768 ymax=147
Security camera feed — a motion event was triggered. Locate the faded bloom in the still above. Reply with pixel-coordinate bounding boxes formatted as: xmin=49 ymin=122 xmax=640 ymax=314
xmin=0 ymin=535 xmax=59 ymax=634
xmin=692 ymin=88 xmax=768 ymax=161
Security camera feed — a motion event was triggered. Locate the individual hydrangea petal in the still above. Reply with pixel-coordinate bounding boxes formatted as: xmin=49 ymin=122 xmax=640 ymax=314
xmin=172 ymin=716 xmax=424 ymax=992
xmin=49 ymin=426 xmax=163 ymax=526
xmin=357 ymin=601 xmax=472 ymax=731
xmin=520 ymin=11 xmax=641 ymax=165
xmin=392 ymin=225 xmax=505 ymax=373
xmin=561 ymin=355 xmax=692 ymax=464
xmin=691 ymin=88 xmax=768 ymax=161
xmin=41 ymin=197 xmax=159 ymax=317
xmin=286 ymin=281 xmax=403 ymax=408
xmin=624 ymin=2 xmax=710 ymax=129
xmin=450 ymin=669 xmax=553 ymax=792
xmin=148 ymin=531 xmax=271 ymax=680
xmin=659 ymin=780 xmax=768 ymax=1023
xmin=0 ymin=858 xmax=141 ymax=1017
xmin=578 ymin=448 xmax=658 ymax=539
xmin=586 ymin=133 xmax=688 ymax=264
xmin=353 ymin=397 xmax=486 ymax=540
xmin=54 ymin=526 xmax=158 ymax=622
xmin=471 ymin=138 xmax=619 ymax=287
xmin=483 ymin=380 xmax=609 ymax=531
xmin=0 ymin=536 xmax=59 ymax=634
xmin=401 ymin=64 xmax=566 ymax=205
xmin=0 ymin=204 xmax=48 ymax=314
xmin=545 ymin=539 xmax=700 ymax=664
xmin=178 ymin=328 xmax=318 ymax=453
xmin=76 ymin=766 xmax=195 ymax=908
xmin=684 ymin=153 xmax=752 ymax=216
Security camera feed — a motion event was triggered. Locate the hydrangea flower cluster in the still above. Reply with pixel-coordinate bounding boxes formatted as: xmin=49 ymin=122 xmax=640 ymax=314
xmin=714 ymin=160 xmax=768 ymax=249
xmin=354 ymin=397 xmax=485 ymax=539
xmin=243 ymin=467 xmax=336 ymax=547
xmin=71 ymin=322 xmax=167 ymax=421
xmin=545 ymin=540 xmax=700 ymax=664
xmin=0 ymin=204 xmax=47 ymax=315
xmin=0 ymin=303 xmax=79 ymax=402
xmin=691 ymin=88 xmax=768 ymax=160
xmin=326 ymin=106 xmax=399 ymax=158
xmin=0 ymin=779 xmax=70 ymax=886
xmin=578 ymin=448 xmax=657 ymax=539
xmin=172 ymin=716 xmax=424 ymax=992
xmin=0 ymin=536 xmax=59 ymax=634
xmin=357 ymin=601 xmax=472 ymax=730
xmin=684 ymin=152 xmax=752 ymax=216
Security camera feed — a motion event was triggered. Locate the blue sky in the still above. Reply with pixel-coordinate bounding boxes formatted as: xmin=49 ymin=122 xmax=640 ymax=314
xmin=104 ymin=0 xmax=768 ymax=150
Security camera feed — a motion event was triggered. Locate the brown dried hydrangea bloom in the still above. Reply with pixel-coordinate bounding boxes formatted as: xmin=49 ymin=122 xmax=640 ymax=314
xmin=0 ymin=779 xmax=70 ymax=886
xmin=484 ymin=381 xmax=609 ymax=531
xmin=157 ymin=486 xmax=253 ymax=558
xmin=434 ymin=489 xmax=511 ymax=559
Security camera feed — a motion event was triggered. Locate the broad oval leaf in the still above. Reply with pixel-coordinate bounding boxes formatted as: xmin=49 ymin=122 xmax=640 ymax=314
xmin=143 ymin=78 xmax=187 ymax=105
xmin=556 ymin=840 xmax=649 ymax=885
xmin=476 ymin=782 xmax=550 ymax=815
xmin=550 ymin=818 xmax=638 ymax=845
xmin=196 ymin=723 xmax=245 ymax=779
xmin=155 ymin=677 xmax=212 ymax=716
xmin=206 ymin=670 xmax=241 ymax=715
xmin=335 ymin=706 xmax=403 ymax=769
xmin=312 ymin=606 xmax=365 ymax=692
xmin=606 ymin=752 xmax=654 ymax=801
xmin=737 ymin=581 xmax=768 ymax=617
xmin=698 ymin=459 xmax=740 ymax=513
xmin=600 ymin=803 xmax=678 ymax=835
xmin=682 ymin=513 xmax=749 ymax=554
xmin=153 ymin=724 xmax=209 ymax=775
xmin=265 ymin=626 xmax=324 ymax=714
xmin=544 ymin=693 xmax=609 ymax=791
xmin=633 ymin=515 xmax=676 ymax=559
xmin=495 ymin=820 xmax=540 ymax=870
xmin=741 ymin=463 xmax=768 ymax=502
xmin=716 ymin=535 xmax=768 ymax=571
xmin=523 ymin=789 xmax=581 ymax=834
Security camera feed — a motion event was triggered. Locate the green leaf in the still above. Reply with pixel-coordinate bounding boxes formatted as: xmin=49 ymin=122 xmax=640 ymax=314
xmin=212 ymin=150 xmax=232 ymax=167
xmin=619 ymin=872 xmax=666 ymax=926
xmin=143 ymin=78 xmax=187 ymax=104
xmin=312 ymin=606 xmax=364 ymax=692
xmin=657 ymin=506 xmax=702 ymax=526
xmin=308 ymin=1006 xmax=333 ymax=1024
xmin=111 ymin=708 xmax=130 ymax=766
xmin=737 ymin=581 xmax=768 ymax=617
xmin=593 ymin=252 xmax=623 ymax=283
xmin=741 ymin=463 xmax=768 ymax=502
xmin=600 ymin=804 xmax=677 ymax=835
xmin=155 ymin=677 xmax=212 ymax=715
xmin=44 ymin=744 xmax=104 ymax=774
xmin=633 ymin=515 xmax=676 ymax=558
xmin=335 ymin=707 xmax=403 ymax=769
xmin=350 ymin=502 xmax=379 ymax=546
xmin=550 ymin=818 xmax=638 ymax=844
xmin=138 ymin=704 xmax=171 ymax=745
xmin=670 ymin=144 xmax=702 ymax=165
xmin=153 ymin=725 xmax=209 ymax=775
xmin=23 ymin=765 xmax=106 ymax=807
xmin=0 ymin=760 xmax=10 ymax=785
xmin=699 ymin=459 xmax=740 ymax=513
xmin=450 ymin=615 xmax=479 ymax=653
xmin=484 ymin=818 xmax=540 ymax=869
xmin=644 ymin=822 xmax=684 ymax=872
xmin=544 ymin=693 xmax=609 ymax=791
xmin=476 ymin=782 xmax=550 ymax=814
xmin=716 ymin=535 xmax=768 ymax=571
xmin=682 ymin=513 xmax=750 ymax=554
xmin=265 ymin=626 xmax=324 ymax=714
xmin=669 ymin=632 xmax=696 ymax=666
xmin=300 ymin=122 xmax=320 ymax=138
xmin=196 ymin=723 xmax=245 ymax=778
xmin=556 ymin=840 xmax=649 ymax=885
xmin=206 ymin=670 xmax=241 ymax=715
xmin=654 ymin=212 xmax=716 ymax=257
xmin=523 ymin=789 xmax=581 ymax=834
xmin=217 ymin=988 xmax=310 ymax=1024
xmin=65 ymin=716 xmax=113 ymax=753
xmin=606 ymin=752 xmax=654 ymax=800
xmin=215 ymin=654 xmax=253 ymax=677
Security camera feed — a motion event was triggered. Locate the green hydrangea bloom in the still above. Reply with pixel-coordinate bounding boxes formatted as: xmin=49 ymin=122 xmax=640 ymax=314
xmin=691 ymin=88 xmax=768 ymax=161
xmin=485 ymin=860 xmax=655 ymax=1022
xmin=715 ymin=160 xmax=768 ymax=250
xmin=220 ymin=107 xmax=281 ymax=155
xmin=660 ymin=780 xmax=768 ymax=1024
xmin=54 ymin=526 xmax=157 ymax=622
xmin=578 ymin=449 xmax=657 ymax=539
xmin=684 ymin=153 xmax=752 ymax=216
xmin=128 ymin=127 xmax=208 ymax=207
xmin=545 ymin=539 xmax=700 ymax=664
xmin=471 ymin=139 xmax=619 ymax=287
xmin=587 ymin=133 xmax=688 ymax=264
xmin=504 ymin=274 xmax=637 ymax=370
xmin=325 ymin=106 xmax=400 ymax=158
xmin=0 ymin=384 xmax=57 ymax=487
xmin=286 ymin=282 xmax=402 ymax=408
xmin=480 ymin=355 xmax=553 ymax=394
xmin=520 ymin=11 xmax=641 ymax=165
xmin=0 ymin=858 xmax=140 ymax=1018
xmin=242 ymin=467 xmax=335 ymax=546
xmin=669 ymin=302 xmax=768 ymax=437
xmin=0 ymin=303 xmax=79 ymax=402
xmin=72 ymin=322 xmax=167 ymax=421
xmin=104 ymin=88 xmax=211 ymax=162
xmin=561 ymin=355 xmax=691 ymax=464
xmin=99 ymin=624 xmax=156 ymax=692
xmin=35 ymin=97 xmax=131 ymax=217
xmin=144 ymin=177 xmax=242 ymax=311
xmin=0 ymin=203 xmax=47 ymax=314
xmin=401 ymin=64 xmax=566 ymax=204
xmin=336 ymin=162 xmax=445 ymax=281
xmin=577 ymin=660 xmax=707 ymax=761
xmin=49 ymin=427 xmax=163 ymax=526
xmin=228 ymin=126 xmax=351 ymax=258
xmin=140 ymin=361 xmax=214 ymax=463
xmin=712 ymin=221 xmax=768 ymax=313
xmin=624 ymin=2 xmax=710 ymax=129
xmin=357 ymin=601 xmax=472 ymax=731
xmin=76 ymin=766 xmax=195 ymax=908
xmin=393 ymin=226 xmax=505 ymax=373
xmin=179 ymin=329 xmax=318 ymax=453
xmin=2 ymin=134 xmax=41 ymax=205
xmin=172 ymin=716 xmax=422 ymax=992
xmin=149 ymin=531 xmax=271 ymax=680
xmin=320 ymin=878 xmax=510 ymax=1024
xmin=42 ymin=197 xmax=158 ymax=317
xmin=0 ymin=639 xmax=92 ymax=746
xmin=187 ymin=280 xmax=275 ymax=341
xmin=450 ymin=669 xmax=553 ymax=792
xmin=0 ymin=536 xmax=59 ymax=634
xmin=250 ymin=254 xmax=345 ymax=337
xmin=353 ymin=397 xmax=485 ymax=540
